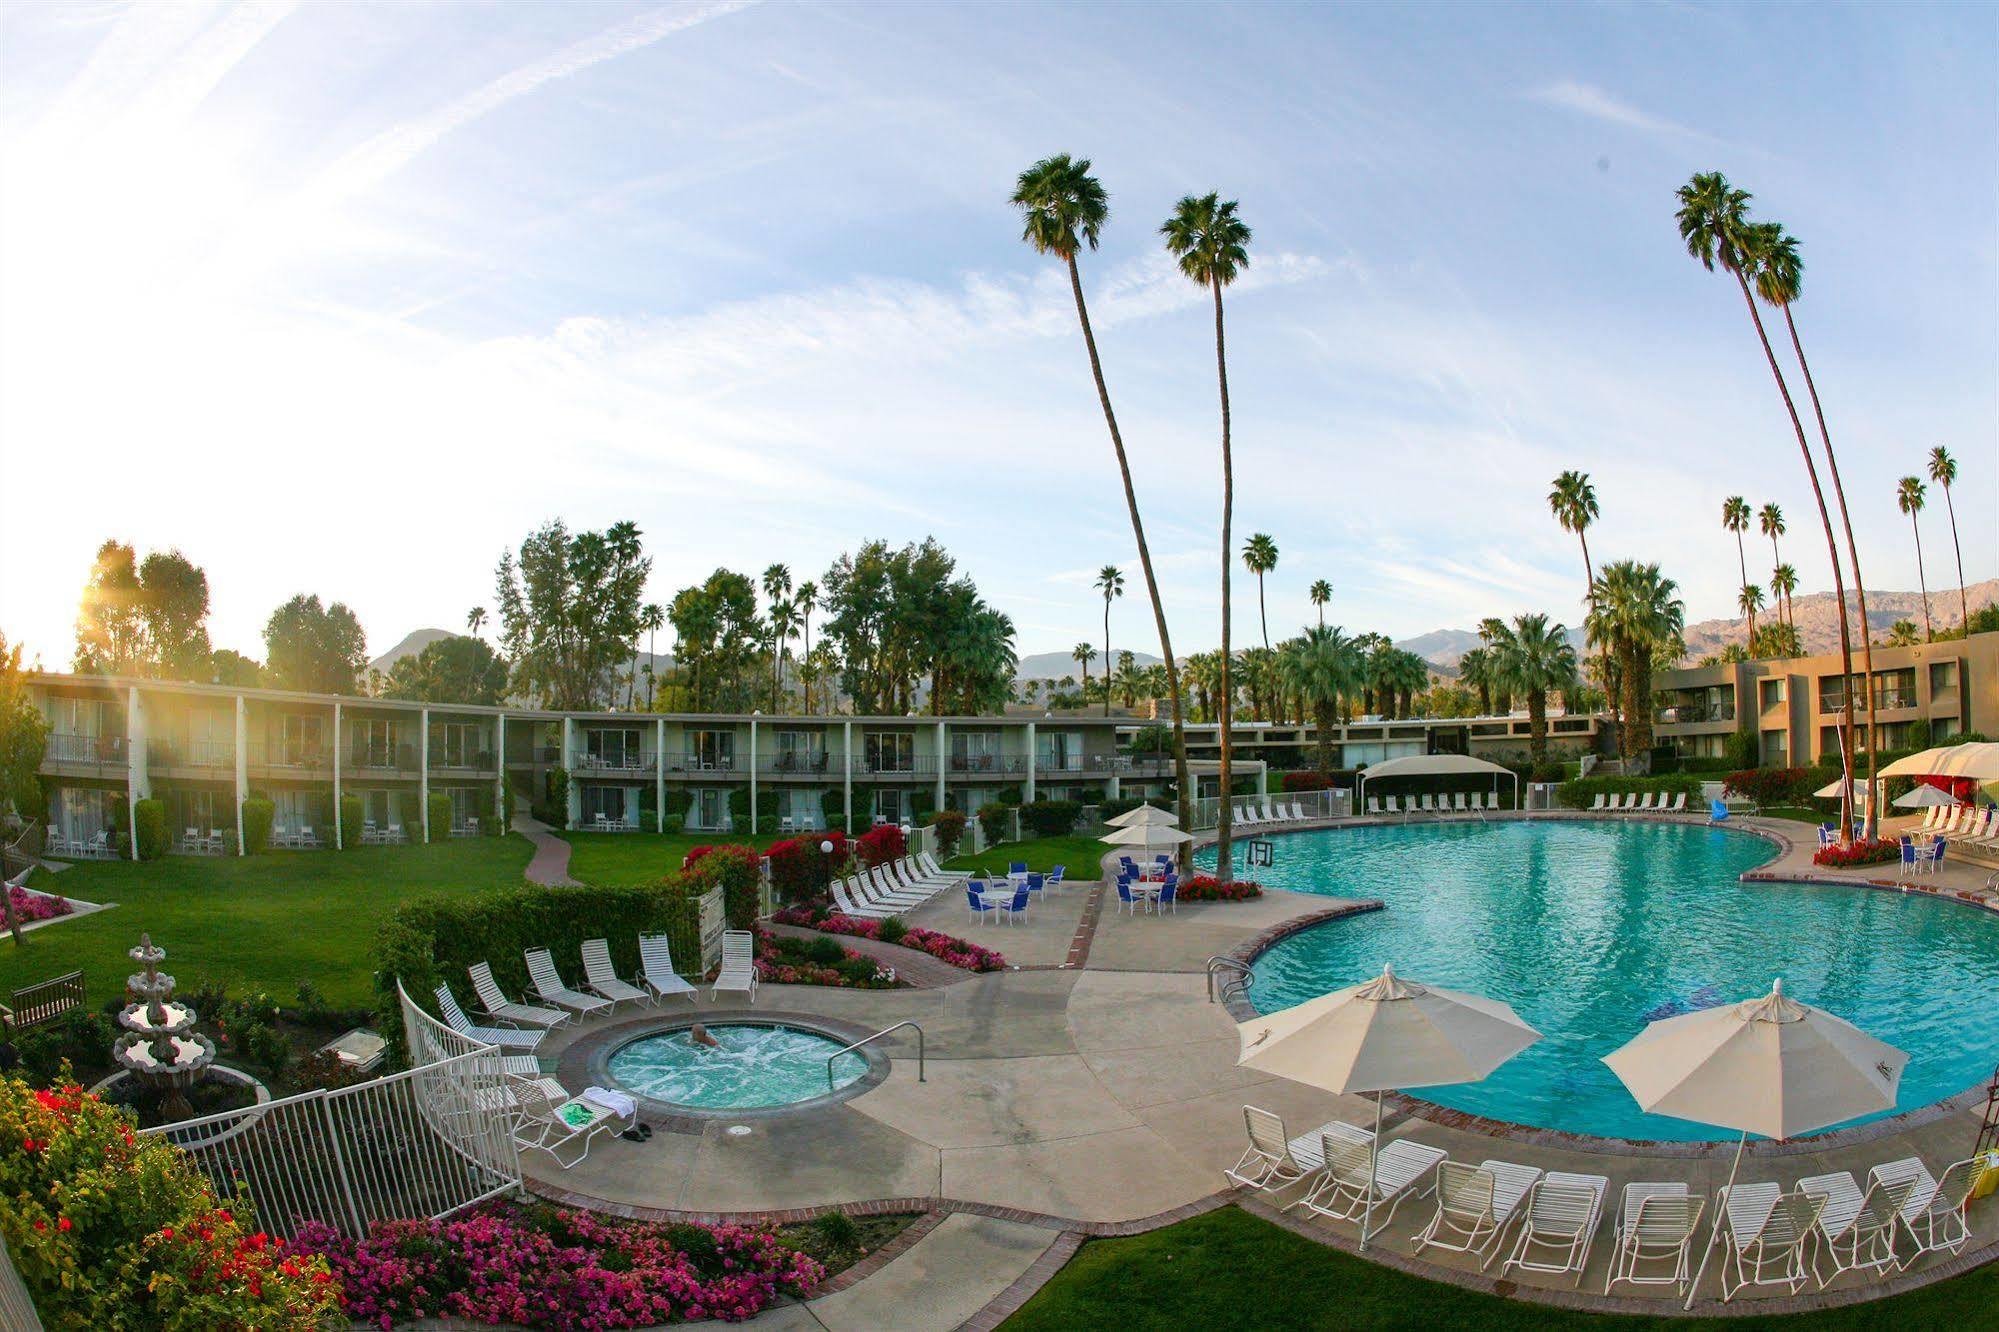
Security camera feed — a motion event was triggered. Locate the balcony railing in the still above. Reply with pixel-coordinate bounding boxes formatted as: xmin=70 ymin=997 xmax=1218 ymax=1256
xmin=1820 ymin=693 xmax=1871 ymax=715
xmin=428 ymin=748 xmax=498 ymax=770
xmin=572 ymin=752 xmax=655 ymax=775
xmin=1654 ymin=703 xmax=1735 ymax=725
xmin=760 ymin=752 xmax=834 ymax=775
xmin=855 ymin=755 xmax=937 ymax=777
xmin=662 ymin=751 xmax=738 ymax=773
xmin=346 ymin=743 xmax=417 ymax=771
xmin=946 ymin=755 xmax=1027 ymax=774
xmin=251 ymin=742 xmax=330 ymax=772
xmin=1871 ymin=690 xmax=1918 ymax=711
xmin=44 ymin=733 xmax=128 ymax=766
xmin=147 ymin=739 xmax=235 ymax=769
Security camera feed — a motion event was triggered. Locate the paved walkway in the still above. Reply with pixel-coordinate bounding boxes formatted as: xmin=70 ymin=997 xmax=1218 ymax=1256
xmin=516 ymin=814 xmax=1998 ymax=1327
xmin=513 ymin=810 xmax=577 ymax=887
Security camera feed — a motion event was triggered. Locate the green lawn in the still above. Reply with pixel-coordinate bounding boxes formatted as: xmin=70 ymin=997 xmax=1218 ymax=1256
xmin=1004 ymin=1206 xmax=1996 ymax=1330
xmin=558 ymin=830 xmax=757 ymax=887
xmin=942 ymin=834 xmax=1111 ymax=876
xmin=1 ymin=837 xmax=532 ymax=1009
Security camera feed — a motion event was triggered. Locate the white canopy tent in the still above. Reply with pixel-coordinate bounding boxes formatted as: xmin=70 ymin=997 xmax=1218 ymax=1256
xmin=1356 ymin=753 xmax=1519 ymax=809
xmin=1879 ymin=741 xmax=1999 ymax=784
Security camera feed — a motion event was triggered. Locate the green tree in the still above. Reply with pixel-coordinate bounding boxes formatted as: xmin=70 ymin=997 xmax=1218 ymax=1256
xmin=762 ymin=564 xmax=794 ymax=709
xmin=1013 ymin=153 xmax=1192 ymax=848
xmin=493 ymin=519 xmax=650 ymax=710
xmin=263 ymin=594 xmax=367 ymax=694
xmin=1721 ymin=496 xmax=1755 ymax=649
xmin=794 ymin=581 xmax=819 ymax=713
xmin=1738 ymin=585 xmax=1767 ymax=654
xmin=1928 ymin=447 xmax=1967 ymax=633
xmin=1309 ymin=579 xmax=1332 ymax=628
xmin=1587 ymin=561 xmax=1685 ymax=759
xmin=381 ymin=634 xmax=508 ymax=705
xmin=466 ymin=606 xmax=487 ymax=637
xmin=73 ymin=540 xmax=143 ymax=675
xmin=668 ymin=568 xmax=759 ymax=711
xmin=1757 ymin=502 xmax=1788 ymax=631
xmin=1680 ymin=176 xmax=1860 ymax=839
xmin=1885 ymin=620 xmax=1921 ymax=648
xmin=1241 ymin=533 xmax=1279 ymax=651
xmin=1 ymin=632 xmax=50 ymax=941
xmin=1278 ymin=625 xmax=1359 ymax=779
xmin=1487 ymin=614 xmax=1580 ymax=766
xmin=73 ymin=542 xmax=214 ymax=680
xmin=1457 ymin=646 xmax=1493 ymax=717
xmin=207 ymin=649 xmax=264 ymax=687
xmin=1163 ymin=189 xmax=1251 ymax=875
xmin=1548 ymin=470 xmax=1614 ymax=750
xmin=1771 ymin=564 xmax=1799 ymax=637
xmin=1073 ymin=642 xmax=1097 ymax=699
xmin=1896 ymin=476 xmax=1933 ymax=642
xmin=1094 ymin=564 xmax=1124 ymax=717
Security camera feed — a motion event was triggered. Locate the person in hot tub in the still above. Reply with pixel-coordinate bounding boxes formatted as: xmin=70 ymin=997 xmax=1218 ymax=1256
xmin=689 ymin=1023 xmax=721 ymax=1050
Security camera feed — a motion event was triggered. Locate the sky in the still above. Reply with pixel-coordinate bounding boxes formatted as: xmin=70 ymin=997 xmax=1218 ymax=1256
xmin=1 ymin=0 xmax=1993 ymax=671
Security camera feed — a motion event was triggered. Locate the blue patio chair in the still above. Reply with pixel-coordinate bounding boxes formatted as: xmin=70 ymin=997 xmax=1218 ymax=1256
xmin=1927 ymin=837 xmax=1948 ymax=874
xmin=1156 ymin=877 xmax=1177 ymax=915
xmin=1118 ymin=856 xmax=1140 ymax=878
xmin=1708 ymin=800 xmax=1730 ymax=823
xmin=994 ymin=884 xmax=1031 ymax=925
xmin=1047 ymin=865 xmax=1066 ymax=890
xmin=1818 ymin=823 xmax=1838 ymax=848
xmin=1024 ymin=871 xmax=1045 ymax=897
xmin=966 ymin=880 xmax=997 ymax=924
xmin=1009 ymin=861 xmax=1028 ymax=878
xmin=1115 ymin=878 xmax=1144 ymax=916
xmin=1897 ymin=837 xmax=1918 ymax=881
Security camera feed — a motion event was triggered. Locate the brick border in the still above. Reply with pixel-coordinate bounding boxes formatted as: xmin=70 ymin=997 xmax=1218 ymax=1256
xmin=799 ymin=1208 xmax=944 ymax=1299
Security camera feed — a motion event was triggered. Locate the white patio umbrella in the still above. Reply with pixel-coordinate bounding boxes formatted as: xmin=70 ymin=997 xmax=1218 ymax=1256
xmin=1811 ymin=776 xmax=1877 ymax=802
xmin=1237 ymin=965 xmax=1540 ymax=1248
xmin=1106 ymin=803 xmax=1179 ymax=828
xmin=1892 ymin=783 xmax=1958 ymax=809
xmin=1098 ymin=823 xmax=1193 ymax=849
xmin=1879 ymin=741 xmax=1999 ymax=783
xmin=1601 ymin=979 xmax=1906 ymax=1307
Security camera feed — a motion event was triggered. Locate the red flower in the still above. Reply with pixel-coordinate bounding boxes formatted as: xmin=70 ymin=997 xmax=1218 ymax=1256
xmin=57 ymin=1218 xmax=71 ymax=1232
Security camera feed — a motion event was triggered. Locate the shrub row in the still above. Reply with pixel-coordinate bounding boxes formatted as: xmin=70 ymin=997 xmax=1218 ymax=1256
xmin=1554 ymin=773 xmax=1704 ymax=810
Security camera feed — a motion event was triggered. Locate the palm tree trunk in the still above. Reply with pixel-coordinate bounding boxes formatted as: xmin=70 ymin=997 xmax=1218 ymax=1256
xmin=1528 ymin=689 xmax=1547 ymax=767
xmin=1910 ymin=515 xmax=1933 ymax=642
xmin=1780 ymin=304 xmax=1875 ymax=838
xmin=1063 ymin=255 xmax=1194 ymax=858
xmin=1257 ymin=574 xmax=1269 ymax=651
xmin=1213 ymin=278 xmax=1236 ymax=880
xmin=1942 ymin=484 xmax=1968 ymax=633
xmin=1103 ymin=601 xmax=1113 ymax=719
xmin=1578 ymin=529 xmax=1617 ymax=754
xmin=1733 ymin=531 xmax=1755 ymax=651
xmin=1734 ymin=279 xmax=1855 ymax=841
xmin=1314 ymin=697 xmax=1334 ymax=778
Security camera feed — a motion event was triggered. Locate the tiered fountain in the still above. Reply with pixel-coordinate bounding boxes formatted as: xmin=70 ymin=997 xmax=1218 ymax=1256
xmin=112 ymin=933 xmax=216 ymax=1121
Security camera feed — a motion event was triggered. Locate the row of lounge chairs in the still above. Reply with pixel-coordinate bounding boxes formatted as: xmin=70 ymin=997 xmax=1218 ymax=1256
xmin=829 ymin=853 xmax=967 ymax=919
xmin=1229 ymin=1105 xmax=1978 ymax=1299
xmin=1588 ymin=792 xmax=1690 ymax=814
xmin=1916 ymin=804 xmax=1997 ymax=847
xmin=1232 ymin=799 xmax=1315 ymax=827
xmin=1365 ymin=792 xmax=1500 ymax=817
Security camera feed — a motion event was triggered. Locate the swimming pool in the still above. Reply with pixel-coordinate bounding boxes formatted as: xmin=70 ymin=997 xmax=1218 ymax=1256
xmin=606 ymin=1023 xmax=867 ymax=1110
xmin=1204 ymin=820 xmax=1999 ymax=1141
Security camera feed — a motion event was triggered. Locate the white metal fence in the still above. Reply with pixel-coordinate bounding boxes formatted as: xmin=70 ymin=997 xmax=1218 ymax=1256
xmin=0 ymin=1231 xmax=41 ymax=1331
xmin=1192 ymin=786 xmax=1346 ymax=830
xmin=138 ymin=984 xmax=521 ymax=1242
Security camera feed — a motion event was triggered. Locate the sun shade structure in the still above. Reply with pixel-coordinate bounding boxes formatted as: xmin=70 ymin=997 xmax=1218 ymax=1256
xmin=1106 ymin=803 xmax=1179 ymax=828
xmin=1601 ymin=979 xmax=1905 ymax=1307
xmin=1810 ymin=777 xmax=1878 ymax=803
xmin=1879 ymin=741 xmax=1999 ymax=783
xmin=1237 ymin=965 xmax=1540 ymax=1247
xmin=1099 ymin=823 xmax=1193 ymax=847
xmin=1356 ymin=754 xmax=1519 ymax=808
xmin=1891 ymin=783 xmax=1958 ymax=809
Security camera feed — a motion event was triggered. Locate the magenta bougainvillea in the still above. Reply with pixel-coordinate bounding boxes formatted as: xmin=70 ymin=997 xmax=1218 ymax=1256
xmin=771 ymin=907 xmax=1007 ymax=972
xmin=1180 ymin=874 xmax=1264 ymax=902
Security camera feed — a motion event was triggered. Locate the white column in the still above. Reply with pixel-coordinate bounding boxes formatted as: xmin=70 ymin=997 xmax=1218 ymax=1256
xmin=496 ymin=713 xmax=508 ymax=833
xmin=842 ymin=720 xmax=853 ymax=828
xmin=749 ymin=717 xmax=759 ymax=835
xmin=234 ymin=696 xmax=248 ymax=856
xmin=419 ymin=707 xmax=431 ymax=842
xmin=935 ymin=720 xmax=947 ymax=813
xmin=655 ymin=717 xmax=665 ymax=831
xmin=562 ymin=717 xmax=579 ymax=827
xmin=1025 ymin=722 xmax=1037 ymax=802
xmin=332 ymin=701 xmax=343 ymax=850
xmin=126 ymin=686 xmax=145 ymax=860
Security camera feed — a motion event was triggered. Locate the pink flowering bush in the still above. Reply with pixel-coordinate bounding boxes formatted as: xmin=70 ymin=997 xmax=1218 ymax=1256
xmin=753 ymin=930 xmax=899 ymax=988
xmin=770 ymin=908 xmax=1007 ymax=972
xmin=7 ymin=884 xmax=72 ymax=923
xmin=1180 ymin=875 xmax=1263 ymax=903
xmin=291 ymin=1201 xmax=822 ymax=1329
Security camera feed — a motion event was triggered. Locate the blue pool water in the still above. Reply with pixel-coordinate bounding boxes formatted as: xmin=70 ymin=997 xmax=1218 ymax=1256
xmin=1201 ymin=821 xmax=1999 ymax=1141
xmin=607 ymin=1024 xmax=866 ymax=1109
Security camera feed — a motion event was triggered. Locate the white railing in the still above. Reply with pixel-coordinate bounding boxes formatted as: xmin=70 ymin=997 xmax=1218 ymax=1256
xmin=0 ymin=1231 xmax=41 ymax=1331
xmin=139 ymin=985 xmax=521 ymax=1242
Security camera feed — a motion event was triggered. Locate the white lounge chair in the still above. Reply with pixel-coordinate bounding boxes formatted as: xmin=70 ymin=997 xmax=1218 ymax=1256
xmin=1418 ymin=794 xmax=1437 ymax=814
xmin=1639 ymin=792 xmax=1658 ymax=812
xmin=918 ymin=851 xmax=968 ymax=884
xmin=524 ymin=948 xmax=612 ymax=1020
xmin=1604 ymin=1182 xmax=1704 ymax=1295
xmin=1365 ymin=796 xmax=1382 ymax=816
xmin=434 ymin=984 xmax=547 ymax=1051
xmin=1871 ymin=1156 xmax=1977 ymax=1268
xmin=580 ymin=938 xmax=650 ymax=1009
xmin=1797 ymin=1171 xmax=1900 ymax=1287
xmin=832 ymin=878 xmax=897 ymax=919
xmin=1715 ymin=1183 xmax=1824 ymax=1302
xmin=1225 ymin=1105 xmax=1332 ymax=1196
xmin=469 ymin=962 xmax=569 ymax=1029
xmin=638 ymin=933 xmax=698 ymax=1005
xmin=1287 ymin=800 xmax=1306 ymax=821
xmin=1413 ymin=1158 xmax=1542 ymax=1267
xmin=712 ymin=929 xmax=758 ymax=1004
xmin=1590 ymin=794 xmax=1608 ymax=812
xmin=1501 ymin=1171 xmax=1608 ymax=1286
xmin=1295 ymin=1121 xmax=1449 ymax=1239
xmin=1669 ymin=792 xmax=1688 ymax=813
xmin=1384 ymin=795 xmax=1401 ymax=815
xmin=510 ymin=1076 xmax=633 ymax=1169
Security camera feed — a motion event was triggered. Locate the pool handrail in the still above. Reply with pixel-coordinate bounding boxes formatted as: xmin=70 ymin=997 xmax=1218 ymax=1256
xmin=828 ymin=1020 xmax=924 ymax=1090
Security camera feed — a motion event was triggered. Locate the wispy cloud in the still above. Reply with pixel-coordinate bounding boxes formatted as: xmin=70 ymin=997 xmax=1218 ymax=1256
xmin=1524 ymin=79 xmax=1716 ymax=145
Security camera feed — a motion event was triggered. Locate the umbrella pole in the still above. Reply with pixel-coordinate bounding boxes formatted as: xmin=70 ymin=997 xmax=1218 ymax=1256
xmin=1683 ymin=1129 xmax=1747 ymax=1310
xmin=1361 ymin=1090 xmax=1383 ymax=1251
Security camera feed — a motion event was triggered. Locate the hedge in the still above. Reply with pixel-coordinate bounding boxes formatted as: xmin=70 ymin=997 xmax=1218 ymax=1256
xmin=728 ymin=787 xmax=778 ymax=835
xmin=1555 ymin=773 xmax=1703 ymax=810
xmin=976 ymin=803 xmax=1011 ymax=845
xmin=1020 ymin=800 xmax=1082 ymax=838
xmin=819 ymin=789 xmax=844 ymax=829
xmin=131 ymin=798 xmax=169 ymax=861
xmin=339 ymin=793 xmax=364 ymax=848
xmin=423 ymin=791 xmax=449 ymax=841
xmin=241 ymin=798 xmax=274 ymax=853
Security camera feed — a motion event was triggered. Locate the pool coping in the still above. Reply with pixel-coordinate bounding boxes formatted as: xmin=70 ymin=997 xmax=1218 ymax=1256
xmin=1217 ymin=813 xmax=1998 ymax=1156
xmin=558 ymin=1008 xmax=892 ymax=1131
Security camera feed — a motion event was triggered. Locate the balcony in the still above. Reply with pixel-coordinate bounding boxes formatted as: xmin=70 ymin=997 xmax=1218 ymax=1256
xmin=1820 ymin=693 xmax=1871 ymax=715
xmin=661 ymin=751 xmax=739 ymax=774
xmin=572 ymin=752 xmax=655 ymax=776
xmin=251 ymin=742 xmax=330 ymax=773
xmin=946 ymin=754 xmax=1027 ymax=775
xmin=1654 ymin=702 xmax=1735 ymax=726
xmin=855 ymin=755 xmax=939 ymax=777
xmin=759 ymin=752 xmax=834 ymax=776
xmin=43 ymin=733 xmax=128 ymax=771
xmin=346 ymin=743 xmax=417 ymax=772
xmin=147 ymin=739 xmax=235 ymax=770
xmin=1870 ymin=689 xmax=1918 ymax=711
xmin=428 ymin=747 xmax=498 ymax=772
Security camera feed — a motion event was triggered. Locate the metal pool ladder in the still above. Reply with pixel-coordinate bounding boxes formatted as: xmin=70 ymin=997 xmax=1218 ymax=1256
xmin=1206 ymin=956 xmax=1254 ymax=1005
xmin=829 ymin=1021 xmax=925 ymax=1090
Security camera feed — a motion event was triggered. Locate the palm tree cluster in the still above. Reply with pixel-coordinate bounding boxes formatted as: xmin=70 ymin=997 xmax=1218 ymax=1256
xmin=1585 ymin=562 xmax=1686 ymax=759
xmin=1895 ymin=450 xmax=1974 ymax=646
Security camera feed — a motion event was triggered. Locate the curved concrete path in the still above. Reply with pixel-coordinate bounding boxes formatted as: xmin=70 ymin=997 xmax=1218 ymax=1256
xmin=513 ymin=810 xmax=577 ymax=887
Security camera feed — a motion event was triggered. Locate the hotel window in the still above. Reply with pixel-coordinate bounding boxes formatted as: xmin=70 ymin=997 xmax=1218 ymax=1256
xmin=448 ymin=788 xmax=481 ymax=831
xmin=585 ymin=727 xmax=642 ymax=769
xmin=44 ymin=695 xmax=113 ymax=737
xmin=581 ymin=785 xmax=637 ymax=826
xmin=1761 ymin=729 xmax=1788 ymax=764
xmin=775 ymin=730 xmax=826 ymax=772
xmin=436 ymin=722 xmax=486 ymax=767
xmin=1758 ymin=679 xmax=1785 ymax=711
xmin=951 ymin=730 xmax=1000 ymax=771
xmin=865 ymin=732 xmax=915 ymax=772
xmin=874 ymin=789 xmax=908 ymax=824
xmin=778 ymin=789 xmax=821 ymax=828
xmin=170 ymin=789 xmax=220 ymax=835
xmin=1929 ymin=660 xmax=1959 ymax=694
xmin=351 ymin=718 xmax=399 ymax=767
xmin=360 ymin=789 xmax=394 ymax=829
xmin=692 ymin=789 xmax=730 ymax=829
xmin=51 ymin=787 xmax=111 ymax=844
xmin=949 ymin=786 xmax=996 ymax=813
xmin=1937 ymin=715 xmax=1963 ymax=740
xmin=274 ymin=789 xmax=321 ymax=834
xmin=277 ymin=714 xmax=323 ymax=764
xmin=1035 ymin=731 xmax=1081 ymax=771
xmin=690 ymin=731 xmax=734 ymax=770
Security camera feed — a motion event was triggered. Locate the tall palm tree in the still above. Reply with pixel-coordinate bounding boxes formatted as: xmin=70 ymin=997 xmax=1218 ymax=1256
xmin=1073 ymin=642 xmax=1098 ymax=700
xmin=1094 ymin=564 xmax=1124 ymax=717
xmin=1928 ymin=447 xmax=1968 ymax=633
xmin=1278 ymin=626 xmax=1357 ymax=778
xmin=1547 ymin=470 xmax=1615 ymax=751
xmin=640 ymin=602 xmax=665 ymax=709
xmin=1771 ymin=565 xmax=1798 ymax=640
xmin=1681 ymin=179 xmax=1859 ymax=840
xmin=1741 ymin=218 xmax=1875 ymax=835
xmin=1457 ymin=646 xmax=1493 ymax=717
xmin=1738 ymin=584 xmax=1766 ymax=655
xmin=1014 ymin=154 xmax=1192 ymax=848
xmin=761 ymin=564 xmax=793 ymax=708
xmin=1309 ymin=579 xmax=1332 ymax=627
xmin=793 ymin=580 xmax=818 ymax=713
xmin=1757 ymin=503 xmax=1788 ymax=631
xmin=1721 ymin=496 xmax=1756 ymax=649
xmin=1896 ymin=476 xmax=1933 ymax=642
xmin=1487 ymin=614 xmax=1581 ymax=767
xmin=1586 ymin=561 xmax=1685 ymax=759
xmin=1163 ymin=191 xmax=1251 ymax=874
xmin=1242 ymin=533 xmax=1278 ymax=650
xmin=466 ymin=606 xmax=487 ymax=637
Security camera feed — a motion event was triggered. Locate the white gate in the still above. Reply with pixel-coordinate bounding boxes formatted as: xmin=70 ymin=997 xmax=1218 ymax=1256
xmin=698 ymin=886 xmax=726 ymax=972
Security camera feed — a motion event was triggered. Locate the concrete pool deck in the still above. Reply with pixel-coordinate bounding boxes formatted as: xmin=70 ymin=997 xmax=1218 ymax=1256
xmin=522 ymin=813 xmax=1998 ymax=1322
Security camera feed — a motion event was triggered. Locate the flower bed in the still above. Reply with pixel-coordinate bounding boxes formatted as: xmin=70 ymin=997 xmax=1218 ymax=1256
xmin=771 ymin=907 xmax=1007 ymax=971
xmin=293 ymin=1201 xmax=822 ymax=1329
xmin=7 ymin=883 xmax=72 ymax=924
xmin=1812 ymin=838 xmax=1901 ymax=869
xmin=753 ymin=930 xmax=899 ymax=988
xmin=1179 ymin=875 xmax=1263 ymax=902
